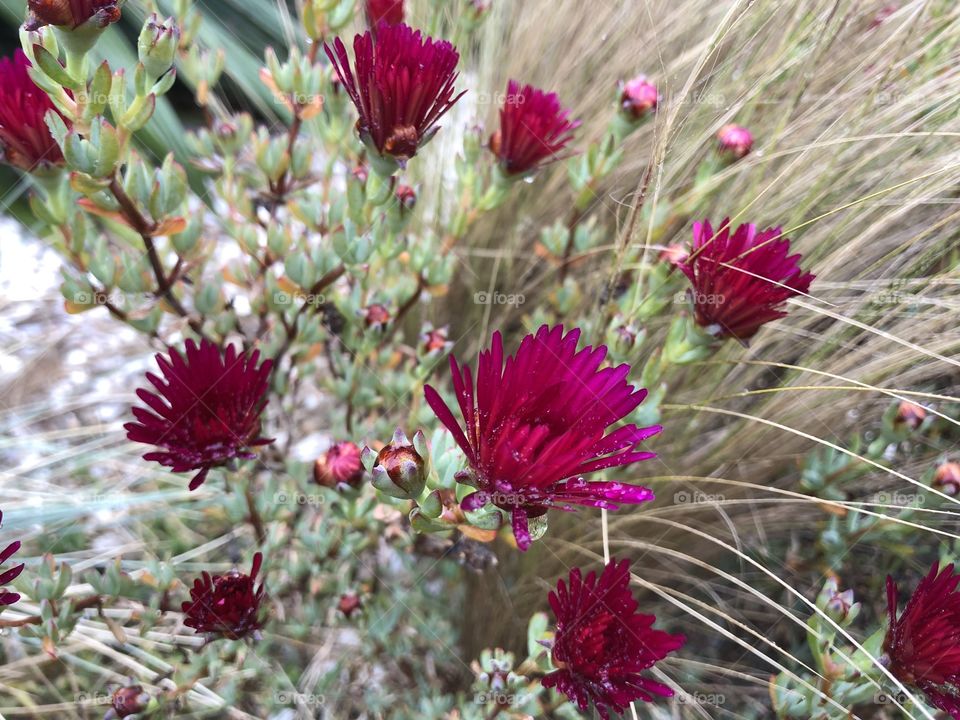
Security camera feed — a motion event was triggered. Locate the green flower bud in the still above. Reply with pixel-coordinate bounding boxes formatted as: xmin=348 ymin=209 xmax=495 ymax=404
xmin=369 ymin=429 xmax=427 ymax=500
xmin=138 ymin=14 xmax=179 ymax=84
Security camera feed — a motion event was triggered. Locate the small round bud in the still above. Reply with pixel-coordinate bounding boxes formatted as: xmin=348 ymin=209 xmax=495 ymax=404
xmin=370 ymin=429 xmax=427 ymax=499
xmin=138 ymin=14 xmax=180 ymax=82
xmin=619 ymin=75 xmax=658 ymax=121
xmin=107 ymin=685 xmax=150 ymax=719
xmin=895 ymin=401 xmax=927 ymax=430
xmin=314 ymin=441 xmax=364 ymax=489
xmin=659 ymin=244 xmax=689 ymax=266
xmin=338 ymin=592 xmax=362 ymax=617
xmin=934 ymin=461 xmax=960 ymax=496
xmin=466 ymin=0 xmax=491 ymax=23
xmin=26 ymin=0 xmax=121 ymax=31
xmin=420 ymin=325 xmax=451 ymax=355
xmin=613 ymin=323 xmax=639 ymax=351
xmin=396 ymin=184 xmax=417 ymax=212
xmin=351 ymin=164 xmax=368 ymax=184
xmin=362 ymin=303 xmax=391 ymax=329
xmin=716 ymin=124 xmax=753 ymax=162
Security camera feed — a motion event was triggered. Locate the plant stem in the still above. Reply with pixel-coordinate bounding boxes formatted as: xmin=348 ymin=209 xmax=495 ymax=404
xmin=270 ymin=264 xmax=347 ymax=378
xmin=244 ymin=483 xmax=267 ymax=545
xmin=108 ymin=176 xmax=210 ymax=340
xmin=384 ymin=274 xmax=426 ymax=342
xmin=271 ymin=41 xmax=321 ymax=200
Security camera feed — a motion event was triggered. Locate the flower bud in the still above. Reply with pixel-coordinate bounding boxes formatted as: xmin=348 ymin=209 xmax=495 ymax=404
xmin=463 ymin=0 xmax=491 ymax=28
xmin=934 ymin=461 xmax=960 ymax=496
xmin=658 ymin=244 xmax=689 ymax=266
xmin=816 ymin=577 xmax=860 ymax=626
xmin=420 ymin=325 xmax=451 ymax=356
xmin=314 ymin=441 xmax=364 ymax=489
xmin=351 ymin=164 xmax=368 ymax=184
xmin=26 ymin=0 xmax=121 ymax=31
xmin=619 ymin=75 xmax=658 ymax=121
xmin=138 ymin=14 xmax=180 ymax=83
xmin=716 ymin=124 xmax=753 ymax=162
xmin=362 ymin=303 xmax=391 ymax=329
xmin=370 ymin=428 xmax=427 ymax=499
xmin=395 ymin=184 xmax=417 ymax=212
xmin=895 ymin=401 xmax=927 ymax=431
xmin=610 ymin=321 xmax=640 ymax=351
xmin=338 ymin=592 xmax=362 ymax=617
xmin=106 ymin=685 xmax=150 ymax=719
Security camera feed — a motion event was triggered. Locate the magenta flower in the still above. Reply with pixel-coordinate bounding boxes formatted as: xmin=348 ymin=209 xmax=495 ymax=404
xmin=0 ymin=51 xmax=67 ymax=172
xmin=716 ymin=123 xmax=753 ymax=161
xmin=885 ymin=563 xmax=960 ymax=716
xmin=0 ymin=510 xmax=24 ymax=607
xmin=124 ymin=339 xmax=274 ymax=491
xmin=325 ymin=23 xmax=465 ymax=168
xmin=678 ymin=219 xmax=815 ymax=342
xmin=490 ymin=80 xmax=580 ymax=176
xmin=25 ymin=0 xmax=121 ymax=30
xmin=365 ymin=0 xmax=403 ymax=27
xmin=424 ymin=325 xmax=659 ymax=551
xmin=182 ymin=553 xmax=266 ymax=639
xmin=543 ymin=559 xmax=686 ymax=719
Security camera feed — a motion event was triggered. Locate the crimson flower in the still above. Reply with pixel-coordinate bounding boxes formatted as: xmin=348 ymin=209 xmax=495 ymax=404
xmin=0 ymin=51 xmax=67 ymax=172
xmin=490 ymin=80 xmax=580 ymax=176
xmin=25 ymin=0 xmax=121 ymax=30
xmin=365 ymin=0 xmax=403 ymax=27
xmin=543 ymin=559 xmax=685 ymax=719
xmin=182 ymin=553 xmax=266 ymax=639
xmin=424 ymin=325 xmax=659 ymax=551
xmin=325 ymin=23 xmax=464 ymax=169
xmin=124 ymin=339 xmax=274 ymax=491
xmin=678 ymin=219 xmax=814 ymax=342
xmin=884 ymin=563 xmax=960 ymax=717
xmin=0 ymin=510 xmax=24 ymax=607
